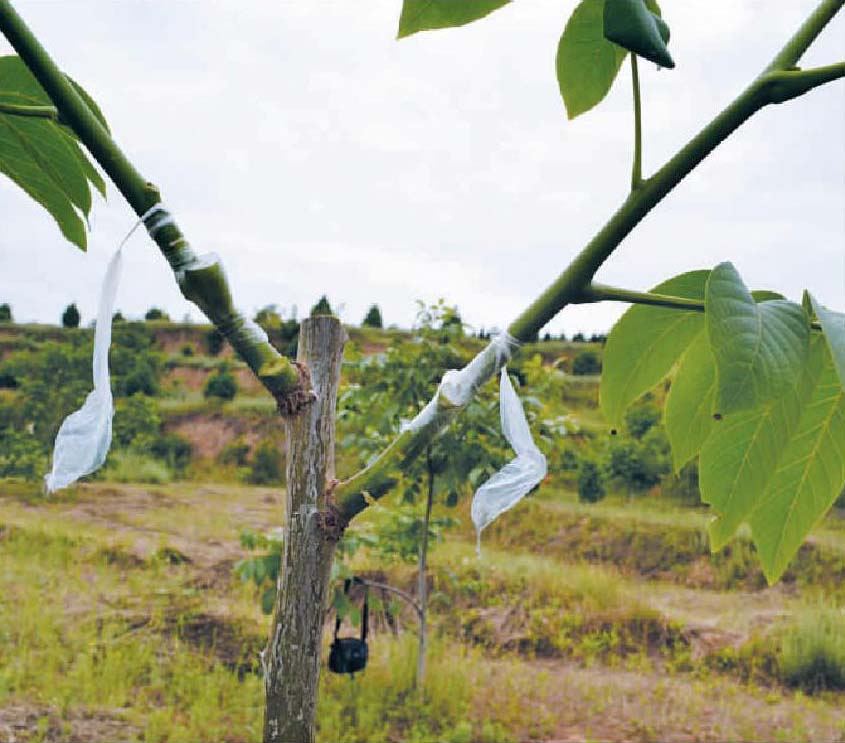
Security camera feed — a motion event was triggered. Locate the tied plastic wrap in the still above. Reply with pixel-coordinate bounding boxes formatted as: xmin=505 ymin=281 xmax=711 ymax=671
xmin=471 ymin=368 xmax=547 ymax=555
xmin=44 ymin=250 xmax=121 ymax=491
xmin=43 ymin=207 xmax=157 ymax=492
xmin=400 ymin=332 xmax=518 ymax=433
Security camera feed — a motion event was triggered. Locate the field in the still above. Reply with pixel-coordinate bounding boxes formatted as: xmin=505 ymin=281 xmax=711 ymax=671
xmin=2 ymin=321 xmax=845 ymax=742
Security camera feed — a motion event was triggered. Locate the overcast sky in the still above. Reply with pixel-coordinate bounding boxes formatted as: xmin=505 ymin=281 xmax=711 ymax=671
xmin=1 ymin=1 xmax=843 ymax=335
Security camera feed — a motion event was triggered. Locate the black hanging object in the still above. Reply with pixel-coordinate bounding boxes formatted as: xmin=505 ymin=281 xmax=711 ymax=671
xmin=328 ymin=578 xmax=369 ymax=677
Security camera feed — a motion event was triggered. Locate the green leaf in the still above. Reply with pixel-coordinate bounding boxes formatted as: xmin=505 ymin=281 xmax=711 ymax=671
xmin=0 ymin=56 xmax=108 ymax=250
xmin=749 ymin=340 xmax=845 ymax=583
xmin=397 ymin=0 xmax=510 ymax=38
xmin=664 ymin=332 xmax=716 ymax=473
xmin=706 ymin=262 xmax=810 ymax=415
xmin=67 ymin=75 xmax=110 ymax=134
xmin=261 ymin=587 xmax=276 ymax=615
xmin=603 ymin=0 xmax=674 ymax=68
xmin=701 ymin=340 xmax=821 ymax=550
xmin=556 ymin=0 xmax=628 ymax=119
xmin=0 ymin=116 xmax=87 ymax=249
xmin=663 ymin=289 xmax=786 ymax=474
xmin=600 ymin=269 xmax=709 ymax=427
xmin=809 ymin=294 xmax=845 ymax=392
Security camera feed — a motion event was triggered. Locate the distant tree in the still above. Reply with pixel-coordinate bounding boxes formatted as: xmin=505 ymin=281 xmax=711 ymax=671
xmin=572 ymin=332 xmax=585 ymax=343
xmin=61 ymin=303 xmax=80 ymax=328
xmin=572 ymin=349 xmax=601 ymax=375
xmin=624 ymin=399 xmax=661 ymax=440
xmin=204 ymin=365 xmax=238 ymax=401
xmin=248 ymin=440 xmax=284 ymax=485
xmin=112 ymin=311 xmax=125 ymax=323
xmin=0 ymin=303 xmax=12 ymax=323
xmin=144 ymin=307 xmax=170 ymax=321
xmin=578 ymin=460 xmax=605 ymax=503
xmin=309 ymin=295 xmax=334 ymax=317
xmin=254 ymin=305 xmax=300 ymax=358
xmin=542 ymin=332 xmax=551 ymax=342
xmin=362 ymin=304 xmax=383 ymax=329
xmin=205 ymin=327 xmax=224 ymax=356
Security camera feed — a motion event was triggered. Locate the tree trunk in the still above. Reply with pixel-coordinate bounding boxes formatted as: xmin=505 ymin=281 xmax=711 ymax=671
xmin=415 ymin=456 xmax=435 ymax=687
xmin=263 ymin=316 xmax=346 ymax=743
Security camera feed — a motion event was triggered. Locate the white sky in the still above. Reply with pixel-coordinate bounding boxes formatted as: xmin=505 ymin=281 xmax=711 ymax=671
xmin=1 ymin=1 xmax=843 ymax=335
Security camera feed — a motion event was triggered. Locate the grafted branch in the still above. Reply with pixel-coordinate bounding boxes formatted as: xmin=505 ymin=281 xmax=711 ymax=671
xmin=0 ymin=0 xmax=310 ymax=413
xmin=336 ymin=0 xmax=845 ymax=521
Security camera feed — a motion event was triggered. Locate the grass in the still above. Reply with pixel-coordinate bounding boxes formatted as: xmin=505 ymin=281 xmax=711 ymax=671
xmin=778 ymin=605 xmax=845 ymax=692
xmin=5 ymin=480 xmax=845 ymax=741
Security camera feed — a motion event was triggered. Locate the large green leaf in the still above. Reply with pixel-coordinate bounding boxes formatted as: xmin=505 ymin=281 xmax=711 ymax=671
xmin=664 ymin=289 xmax=786 ymax=474
xmin=556 ymin=0 xmax=628 ymax=120
xmin=0 ymin=56 xmax=107 ymax=250
xmin=600 ymin=270 xmax=709 ymax=427
xmin=603 ymin=0 xmax=674 ymax=68
xmin=706 ymin=262 xmax=810 ymax=415
xmin=810 ymin=294 xmax=845 ymax=392
xmin=700 ymin=341 xmax=821 ymax=550
xmin=397 ymin=0 xmax=510 ymax=38
xmin=749 ymin=339 xmax=845 ymax=582
xmin=664 ymin=332 xmax=716 ymax=473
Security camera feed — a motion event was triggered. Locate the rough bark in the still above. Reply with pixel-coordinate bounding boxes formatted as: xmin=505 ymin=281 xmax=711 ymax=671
xmin=263 ymin=316 xmax=346 ymax=743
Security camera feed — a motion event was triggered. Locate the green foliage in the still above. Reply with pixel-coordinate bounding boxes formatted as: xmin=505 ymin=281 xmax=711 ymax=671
xmin=603 ymin=0 xmax=673 ymax=68
xmin=149 ymin=433 xmax=192 ymax=472
xmin=144 ymin=307 xmax=170 ymax=322
xmin=1 ymin=341 xmax=90 ymax=443
xmin=368 ymin=501 xmax=458 ymax=564
xmin=220 ymin=438 xmax=250 ymax=467
xmin=205 ymin=327 xmax=224 ymax=356
xmin=624 ymin=398 xmax=660 ymax=439
xmin=778 ymin=607 xmax=845 ymax=692
xmin=572 ymin=349 xmax=601 ymax=376
xmin=98 ymin=450 xmax=172 ymax=484
xmin=603 ymin=427 xmax=670 ymax=494
xmin=0 ymin=427 xmax=46 ymax=480
xmin=0 ymin=56 xmax=106 ymax=250
xmin=809 ymin=294 xmax=845 ymax=391
xmin=601 ymin=270 xmax=708 ymax=427
xmin=246 ymin=440 xmax=284 ymax=485
xmin=310 ymin=295 xmax=334 ymax=318
xmin=604 ymin=265 xmax=845 ymax=582
xmin=577 ymin=459 xmax=605 ymax=503
xmin=556 ymin=0 xmax=627 ymax=120
xmin=397 ymin=0 xmax=510 ymax=39
xmin=112 ymin=394 xmax=160 ymax=449
xmin=203 ymin=365 xmax=238 ymax=401
xmin=0 ymin=303 xmax=11 ymax=323
xmin=61 ymin=302 xmax=80 ymax=328
xmin=362 ymin=304 xmax=383 ymax=329
xmin=254 ymin=305 xmax=299 ymax=358
xmin=706 ymin=262 xmax=809 ymax=415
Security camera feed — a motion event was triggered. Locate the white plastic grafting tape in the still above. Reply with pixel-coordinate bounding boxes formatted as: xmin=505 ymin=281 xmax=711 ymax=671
xmin=44 ymin=205 xmax=160 ymax=493
xmin=400 ymin=332 xmax=518 ymax=433
xmin=471 ymin=367 xmax=547 ymax=556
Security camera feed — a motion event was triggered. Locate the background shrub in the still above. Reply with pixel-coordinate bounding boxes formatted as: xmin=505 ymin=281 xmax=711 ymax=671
xmin=204 ymin=366 xmax=238 ymax=401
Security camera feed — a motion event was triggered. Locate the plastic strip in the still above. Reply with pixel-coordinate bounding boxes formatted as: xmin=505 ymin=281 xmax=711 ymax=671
xmin=400 ymin=332 xmax=518 ymax=433
xmin=44 ymin=206 xmax=158 ymax=492
xmin=471 ymin=368 xmax=548 ymax=555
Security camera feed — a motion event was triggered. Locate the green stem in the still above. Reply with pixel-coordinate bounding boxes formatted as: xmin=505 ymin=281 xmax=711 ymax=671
xmin=630 ymin=54 xmax=643 ymax=191
xmin=0 ymin=0 xmax=306 ymax=406
xmin=580 ymin=283 xmax=704 ymax=312
xmin=0 ymin=101 xmax=57 ymax=119
xmin=581 ymin=282 xmax=824 ymax=330
xmin=336 ymin=0 xmax=843 ymax=522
